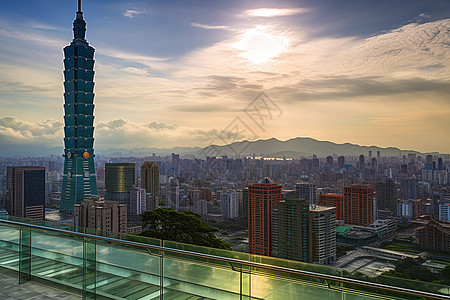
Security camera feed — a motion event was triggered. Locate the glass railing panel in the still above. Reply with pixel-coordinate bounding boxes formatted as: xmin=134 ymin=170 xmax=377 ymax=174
xmin=95 ymin=240 xmax=162 ymax=299
xmin=1 ymin=219 xmax=449 ymax=300
xmin=30 ymin=231 xmax=84 ymax=290
xmin=341 ymin=271 xmax=450 ymax=299
xmin=253 ymin=274 xmax=344 ymax=300
xmin=0 ymin=224 xmax=20 ymax=271
xmin=162 ymin=254 xmax=242 ymax=299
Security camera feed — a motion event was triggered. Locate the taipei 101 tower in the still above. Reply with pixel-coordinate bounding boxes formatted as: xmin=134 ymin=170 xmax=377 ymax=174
xmin=60 ymin=0 xmax=98 ymax=214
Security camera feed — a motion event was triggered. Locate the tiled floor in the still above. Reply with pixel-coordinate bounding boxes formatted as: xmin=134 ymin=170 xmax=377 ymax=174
xmin=0 ymin=271 xmax=81 ymax=300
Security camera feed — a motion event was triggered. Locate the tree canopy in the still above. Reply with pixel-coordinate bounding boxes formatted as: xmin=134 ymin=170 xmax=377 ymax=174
xmin=140 ymin=208 xmax=231 ymax=250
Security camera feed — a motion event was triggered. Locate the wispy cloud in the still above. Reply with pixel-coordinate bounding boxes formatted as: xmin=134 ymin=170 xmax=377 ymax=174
xmin=244 ymin=8 xmax=308 ymax=18
xmin=28 ymin=22 xmax=65 ymax=31
xmin=123 ymin=9 xmax=147 ymax=18
xmin=191 ymin=23 xmax=234 ymax=31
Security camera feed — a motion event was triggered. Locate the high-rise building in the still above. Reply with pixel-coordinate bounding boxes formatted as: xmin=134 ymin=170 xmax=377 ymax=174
xmin=6 ymin=167 xmax=45 ymax=220
xmin=129 ymin=187 xmax=146 ymax=222
xmin=295 ymin=183 xmax=317 ymax=204
xmin=343 ymin=185 xmax=374 ymax=226
xmin=337 ymin=156 xmax=345 ymax=169
xmin=318 ymin=194 xmax=344 ymax=220
xmin=359 ymin=154 xmax=366 ymax=171
xmin=105 ymin=163 xmax=136 ymax=222
xmin=325 ymin=156 xmax=333 ymax=167
xmin=248 ymin=177 xmax=282 ymax=256
xmin=309 ymin=205 xmax=336 ymax=265
xmin=242 ymin=187 xmax=248 ymax=220
xmin=437 ymin=157 xmax=443 ymax=170
xmin=74 ymin=197 xmax=127 ymax=233
xmin=375 ymin=178 xmax=397 ymax=215
xmin=167 ymin=177 xmax=180 ymax=211
xmin=416 ymin=219 xmax=450 ymax=252
xmin=220 ymin=190 xmax=238 ymax=219
xmin=400 ymin=175 xmax=417 ymax=200
xmin=141 ymin=161 xmax=159 ymax=211
xmin=272 ymin=192 xmax=311 ymax=262
xmin=105 ymin=163 xmax=136 ymax=202
xmin=60 ymin=3 xmax=98 ymax=214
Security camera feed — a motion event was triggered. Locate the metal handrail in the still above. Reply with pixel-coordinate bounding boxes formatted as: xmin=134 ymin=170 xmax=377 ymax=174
xmin=1 ymin=218 xmax=449 ymax=300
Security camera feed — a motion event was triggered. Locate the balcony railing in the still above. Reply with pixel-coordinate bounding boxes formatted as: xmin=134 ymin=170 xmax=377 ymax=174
xmin=0 ymin=217 xmax=449 ymax=300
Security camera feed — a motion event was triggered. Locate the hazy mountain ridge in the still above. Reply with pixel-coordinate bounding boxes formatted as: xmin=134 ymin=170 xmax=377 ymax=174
xmin=0 ymin=137 xmax=444 ymax=158
xmin=197 ymin=137 xmax=441 ymax=158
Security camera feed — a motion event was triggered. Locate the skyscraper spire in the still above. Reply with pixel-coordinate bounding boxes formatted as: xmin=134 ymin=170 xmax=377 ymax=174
xmin=74 ymin=0 xmax=85 ymax=39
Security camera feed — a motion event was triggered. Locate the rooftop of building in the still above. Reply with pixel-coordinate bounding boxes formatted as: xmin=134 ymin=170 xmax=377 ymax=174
xmin=258 ymin=177 xmax=275 ymax=184
xmin=309 ymin=204 xmax=336 ymax=212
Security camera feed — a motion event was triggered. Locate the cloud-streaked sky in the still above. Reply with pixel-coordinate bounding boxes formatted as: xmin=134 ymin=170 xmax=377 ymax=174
xmin=0 ymin=0 xmax=449 ymax=154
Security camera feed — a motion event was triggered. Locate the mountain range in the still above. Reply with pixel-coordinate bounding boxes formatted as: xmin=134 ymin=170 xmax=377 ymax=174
xmin=2 ymin=137 xmax=442 ymax=158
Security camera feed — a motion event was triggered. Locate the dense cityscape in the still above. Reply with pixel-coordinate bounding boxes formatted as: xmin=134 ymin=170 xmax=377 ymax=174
xmin=1 ymin=0 xmax=449 ymax=299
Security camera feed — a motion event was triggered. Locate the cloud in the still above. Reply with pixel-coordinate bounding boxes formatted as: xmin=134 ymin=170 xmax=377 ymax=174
xmin=172 ymin=104 xmax=241 ymax=113
xmin=268 ymin=76 xmax=450 ymax=102
xmin=191 ymin=23 xmax=234 ymax=31
xmin=146 ymin=121 xmax=177 ymax=131
xmin=94 ymin=119 xmax=231 ymax=148
xmin=28 ymin=22 xmax=65 ymax=31
xmin=0 ymin=116 xmax=62 ymax=146
xmin=123 ymin=9 xmax=147 ymax=18
xmin=244 ymin=8 xmax=308 ymax=18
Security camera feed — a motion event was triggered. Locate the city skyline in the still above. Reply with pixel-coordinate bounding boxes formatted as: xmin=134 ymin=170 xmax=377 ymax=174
xmin=0 ymin=0 xmax=450 ymax=154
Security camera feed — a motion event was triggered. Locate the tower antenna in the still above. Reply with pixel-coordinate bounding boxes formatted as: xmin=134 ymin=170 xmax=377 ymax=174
xmin=78 ymin=0 xmax=81 ymax=12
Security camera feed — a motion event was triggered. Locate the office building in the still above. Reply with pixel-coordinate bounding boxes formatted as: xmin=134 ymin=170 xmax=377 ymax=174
xmin=375 ymin=178 xmax=397 ymax=215
xmin=439 ymin=203 xmax=450 ymax=221
xmin=105 ymin=163 xmax=136 ymax=202
xmin=337 ymin=156 xmax=345 ymax=169
xmin=295 ymin=183 xmax=317 ymax=204
xmin=325 ymin=156 xmax=333 ymax=168
xmin=60 ymin=3 xmax=98 ymax=214
xmin=129 ymin=187 xmax=146 ymax=222
xmin=248 ymin=177 xmax=282 ymax=256
xmin=318 ymin=193 xmax=344 ymax=220
xmin=309 ymin=205 xmax=336 ymax=265
xmin=105 ymin=163 xmax=136 ymax=222
xmin=74 ymin=197 xmax=127 ymax=233
xmin=141 ymin=161 xmax=159 ymax=211
xmin=167 ymin=177 xmax=180 ymax=211
xmin=416 ymin=219 xmax=450 ymax=252
xmin=242 ymin=187 xmax=248 ymax=220
xmin=220 ymin=190 xmax=238 ymax=219
xmin=400 ymin=175 xmax=417 ymax=200
xmin=272 ymin=192 xmax=311 ymax=262
xmin=343 ymin=185 xmax=374 ymax=226
xmin=359 ymin=154 xmax=366 ymax=171
xmin=6 ymin=167 xmax=45 ymax=220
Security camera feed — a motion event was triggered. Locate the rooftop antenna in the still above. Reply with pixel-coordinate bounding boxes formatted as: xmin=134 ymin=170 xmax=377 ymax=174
xmin=76 ymin=0 xmax=83 ymax=20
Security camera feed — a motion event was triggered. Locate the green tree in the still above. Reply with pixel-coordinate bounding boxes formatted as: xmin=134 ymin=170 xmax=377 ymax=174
xmin=140 ymin=208 xmax=231 ymax=250
xmin=440 ymin=266 xmax=450 ymax=285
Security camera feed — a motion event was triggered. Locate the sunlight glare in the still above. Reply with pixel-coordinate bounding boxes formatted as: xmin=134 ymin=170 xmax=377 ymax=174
xmin=234 ymin=26 xmax=289 ymax=64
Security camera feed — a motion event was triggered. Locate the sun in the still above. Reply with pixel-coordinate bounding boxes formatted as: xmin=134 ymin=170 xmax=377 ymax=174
xmin=234 ymin=26 xmax=289 ymax=64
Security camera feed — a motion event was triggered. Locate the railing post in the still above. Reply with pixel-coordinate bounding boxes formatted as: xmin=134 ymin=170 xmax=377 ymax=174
xmin=83 ymin=238 xmax=96 ymax=299
xmin=19 ymin=228 xmax=31 ymax=284
xmin=160 ymin=251 xmax=164 ymax=300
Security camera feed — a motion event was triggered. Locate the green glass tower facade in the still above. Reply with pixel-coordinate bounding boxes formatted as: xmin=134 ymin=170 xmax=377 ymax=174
xmin=60 ymin=1 xmax=98 ymax=214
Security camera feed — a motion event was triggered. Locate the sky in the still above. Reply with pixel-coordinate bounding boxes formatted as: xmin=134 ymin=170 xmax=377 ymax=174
xmin=0 ymin=0 xmax=449 ymax=155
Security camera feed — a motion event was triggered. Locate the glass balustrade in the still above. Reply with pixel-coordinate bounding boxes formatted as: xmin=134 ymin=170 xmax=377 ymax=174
xmin=0 ymin=217 xmax=449 ymax=300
